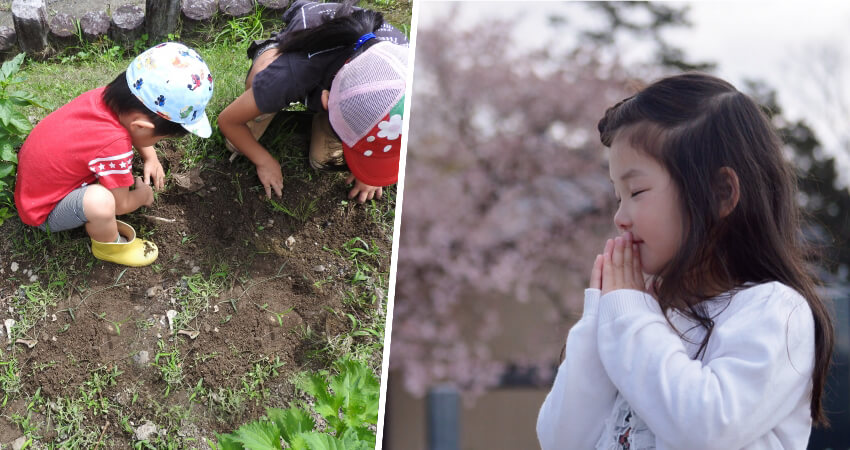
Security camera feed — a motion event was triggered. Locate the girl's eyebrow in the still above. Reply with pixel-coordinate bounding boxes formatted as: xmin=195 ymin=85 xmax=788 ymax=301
xmin=619 ymin=168 xmax=644 ymax=181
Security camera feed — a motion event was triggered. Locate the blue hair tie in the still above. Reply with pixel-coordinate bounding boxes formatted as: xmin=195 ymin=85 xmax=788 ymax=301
xmin=353 ymin=33 xmax=376 ymax=51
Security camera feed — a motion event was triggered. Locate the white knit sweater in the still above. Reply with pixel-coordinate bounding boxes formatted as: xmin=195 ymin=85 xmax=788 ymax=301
xmin=537 ymin=282 xmax=815 ymax=450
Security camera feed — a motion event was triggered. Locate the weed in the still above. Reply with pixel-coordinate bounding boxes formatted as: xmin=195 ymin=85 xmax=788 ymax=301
xmin=173 ymin=267 xmax=228 ymax=331
xmin=216 ymin=358 xmax=379 ymax=449
xmin=92 ymin=311 xmax=131 ymax=335
xmin=57 ymin=21 xmax=126 ymax=67
xmin=213 ymin=6 xmax=268 ymax=46
xmin=11 ymin=281 xmax=62 ymax=342
xmin=154 ymin=340 xmax=184 ymax=397
xmin=268 ymin=197 xmax=319 ymax=222
xmin=0 ymin=354 xmax=22 ymax=406
xmin=256 ymin=303 xmax=295 ymax=327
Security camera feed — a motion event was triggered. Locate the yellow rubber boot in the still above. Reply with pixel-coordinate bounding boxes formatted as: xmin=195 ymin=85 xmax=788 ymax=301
xmin=91 ymin=220 xmax=158 ymax=267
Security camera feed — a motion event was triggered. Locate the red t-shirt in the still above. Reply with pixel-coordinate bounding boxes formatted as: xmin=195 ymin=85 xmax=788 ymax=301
xmin=15 ymin=87 xmax=135 ymax=226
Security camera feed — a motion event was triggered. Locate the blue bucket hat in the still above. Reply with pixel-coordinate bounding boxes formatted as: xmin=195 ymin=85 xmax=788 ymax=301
xmin=126 ymin=42 xmax=214 ymax=138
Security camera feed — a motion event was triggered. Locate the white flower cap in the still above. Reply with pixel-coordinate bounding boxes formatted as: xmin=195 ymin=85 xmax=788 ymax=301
xmin=328 ymin=41 xmax=407 ymax=186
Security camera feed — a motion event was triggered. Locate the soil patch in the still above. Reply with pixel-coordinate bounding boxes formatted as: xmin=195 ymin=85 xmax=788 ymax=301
xmin=0 ymin=114 xmax=392 ymax=446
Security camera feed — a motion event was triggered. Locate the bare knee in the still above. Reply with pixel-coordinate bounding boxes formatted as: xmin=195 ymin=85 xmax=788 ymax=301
xmin=83 ymin=185 xmax=115 ymax=222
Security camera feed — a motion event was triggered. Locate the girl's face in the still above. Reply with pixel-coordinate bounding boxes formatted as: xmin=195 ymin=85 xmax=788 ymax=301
xmin=609 ymin=135 xmax=684 ymax=275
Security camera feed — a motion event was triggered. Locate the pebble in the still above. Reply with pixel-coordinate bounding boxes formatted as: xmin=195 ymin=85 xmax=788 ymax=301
xmin=133 ymin=350 xmax=150 ymax=366
xmin=146 ymin=286 xmax=160 ymax=298
xmin=191 ymin=266 xmax=200 ymax=274
xmin=12 ymin=436 xmax=27 ymax=450
xmin=28 ymin=275 xmax=37 ymax=282
xmin=9 ymin=262 xmax=16 ymax=272
xmin=134 ymin=421 xmax=158 ymax=441
xmin=285 ymin=236 xmax=296 ymax=249
xmin=313 ymin=265 xmax=326 ymax=272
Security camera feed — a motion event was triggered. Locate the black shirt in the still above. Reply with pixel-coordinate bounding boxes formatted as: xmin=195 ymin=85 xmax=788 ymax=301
xmin=251 ymin=0 xmax=409 ymax=113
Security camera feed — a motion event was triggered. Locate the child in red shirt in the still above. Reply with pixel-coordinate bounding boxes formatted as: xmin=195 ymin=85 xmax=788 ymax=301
xmin=14 ymin=42 xmax=214 ymax=267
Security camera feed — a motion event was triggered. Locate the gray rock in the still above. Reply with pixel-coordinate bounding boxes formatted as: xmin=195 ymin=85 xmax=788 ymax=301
xmin=12 ymin=435 xmax=27 ymax=450
xmin=133 ymin=350 xmax=149 ymax=366
xmin=182 ymin=0 xmax=218 ymax=22
xmin=134 ymin=421 xmax=158 ymax=441
xmin=80 ymin=10 xmax=109 ymax=39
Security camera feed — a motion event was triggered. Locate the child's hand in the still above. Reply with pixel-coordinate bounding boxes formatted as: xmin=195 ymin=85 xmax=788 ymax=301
xmin=143 ymin=158 xmax=166 ymax=191
xmin=346 ymin=174 xmax=382 ymax=204
xmin=133 ymin=177 xmax=154 ymax=207
xmin=589 ymin=252 xmax=604 ymax=290
xmin=601 ymin=232 xmax=644 ymax=295
xmin=256 ymin=160 xmax=283 ymax=198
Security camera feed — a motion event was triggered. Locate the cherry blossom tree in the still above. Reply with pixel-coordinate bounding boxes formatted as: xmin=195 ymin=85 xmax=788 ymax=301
xmin=389 ymin=5 xmax=640 ymax=396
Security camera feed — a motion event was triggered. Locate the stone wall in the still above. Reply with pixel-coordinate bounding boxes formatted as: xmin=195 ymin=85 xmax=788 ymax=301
xmin=0 ymin=0 xmax=290 ymax=58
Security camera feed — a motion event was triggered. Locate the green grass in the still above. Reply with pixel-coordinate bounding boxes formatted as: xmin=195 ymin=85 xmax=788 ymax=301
xmin=268 ymin=197 xmax=319 ymax=222
xmin=154 ymin=340 xmax=185 ymax=397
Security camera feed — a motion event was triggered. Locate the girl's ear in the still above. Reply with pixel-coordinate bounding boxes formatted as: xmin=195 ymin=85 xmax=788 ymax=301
xmin=715 ymin=166 xmax=740 ymax=219
xmin=321 ymin=90 xmax=330 ymax=111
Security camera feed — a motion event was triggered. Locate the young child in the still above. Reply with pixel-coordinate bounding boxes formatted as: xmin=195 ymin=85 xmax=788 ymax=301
xmin=537 ymin=73 xmax=834 ymax=449
xmin=218 ymin=0 xmax=408 ymax=203
xmin=14 ymin=42 xmax=214 ymax=267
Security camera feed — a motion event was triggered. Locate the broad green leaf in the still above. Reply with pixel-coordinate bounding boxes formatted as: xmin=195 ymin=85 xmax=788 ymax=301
xmin=331 ymin=359 xmax=379 ymax=427
xmin=7 ymin=109 xmax=31 ymax=135
xmin=268 ymin=407 xmax=314 ymax=443
xmin=298 ymin=431 xmax=371 ymax=450
xmin=232 ymin=421 xmax=281 ymax=450
xmin=0 ymin=162 xmax=15 ymax=178
xmin=299 ymin=373 xmax=344 ymax=430
xmin=0 ymin=102 xmax=11 ymax=127
xmin=214 ymin=432 xmax=245 ymax=450
xmin=9 ymin=90 xmax=43 ymax=108
xmin=288 ymin=434 xmax=311 ymax=450
xmin=0 ymin=141 xmax=15 ymax=163
xmin=0 ymin=53 xmax=25 ymax=82
xmin=338 ymin=428 xmax=373 ymax=449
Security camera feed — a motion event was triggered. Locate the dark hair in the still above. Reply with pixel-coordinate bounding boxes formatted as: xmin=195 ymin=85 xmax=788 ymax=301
xmin=102 ymin=72 xmax=188 ymax=138
xmin=597 ymin=72 xmax=834 ymax=426
xmin=276 ymin=1 xmax=384 ymax=57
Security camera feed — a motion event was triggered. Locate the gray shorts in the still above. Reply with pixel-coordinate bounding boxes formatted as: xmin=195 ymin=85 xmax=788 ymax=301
xmin=38 ymin=185 xmax=88 ymax=232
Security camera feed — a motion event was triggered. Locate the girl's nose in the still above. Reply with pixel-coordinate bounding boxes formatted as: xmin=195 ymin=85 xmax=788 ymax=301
xmin=614 ymin=205 xmax=632 ymax=232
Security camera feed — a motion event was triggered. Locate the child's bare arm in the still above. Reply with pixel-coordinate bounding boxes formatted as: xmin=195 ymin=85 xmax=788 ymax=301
xmin=219 ymin=89 xmax=283 ymax=198
xmin=110 ymin=178 xmax=154 ymax=215
xmin=138 ymin=146 xmax=165 ymax=190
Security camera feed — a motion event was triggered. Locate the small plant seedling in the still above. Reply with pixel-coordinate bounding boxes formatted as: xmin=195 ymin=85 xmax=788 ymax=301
xmin=91 ymin=312 xmax=131 ymax=335
xmin=256 ymin=303 xmax=295 ymax=327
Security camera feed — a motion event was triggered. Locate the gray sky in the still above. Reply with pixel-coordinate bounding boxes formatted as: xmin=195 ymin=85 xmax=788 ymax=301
xmin=418 ymin=1 xmax=850 ymax=182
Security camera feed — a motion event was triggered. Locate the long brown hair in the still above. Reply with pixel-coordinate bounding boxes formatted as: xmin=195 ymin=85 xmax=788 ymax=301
xmin=597 ymin=72 xmax=834 ymax=425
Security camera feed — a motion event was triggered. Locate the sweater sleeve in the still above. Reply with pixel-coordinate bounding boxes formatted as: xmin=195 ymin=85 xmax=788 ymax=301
xmin=537 ymin=289 xmax=618 ymax=450
xmin=596 ymin=285 xmax=815 ymax=450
